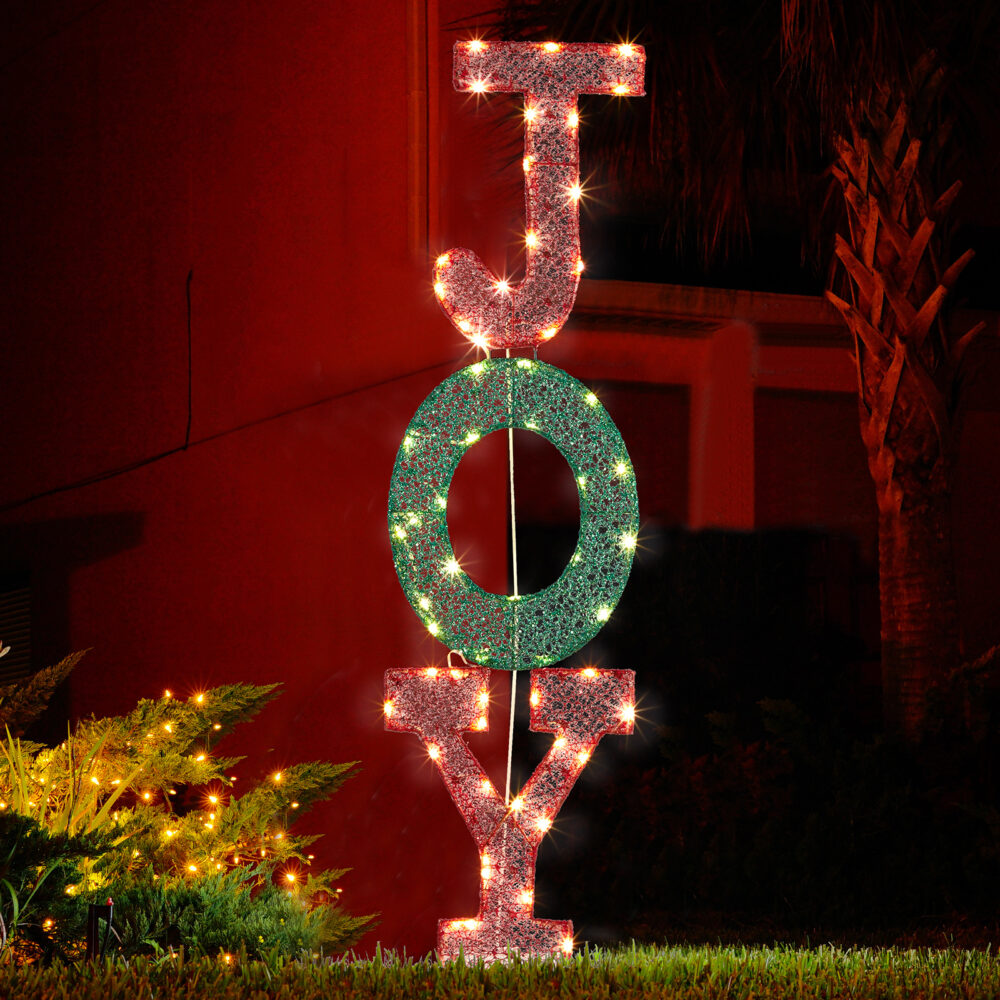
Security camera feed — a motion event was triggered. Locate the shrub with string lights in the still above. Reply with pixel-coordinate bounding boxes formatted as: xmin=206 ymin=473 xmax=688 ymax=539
xmin=0 ymin=672 xmax=371 ymax=960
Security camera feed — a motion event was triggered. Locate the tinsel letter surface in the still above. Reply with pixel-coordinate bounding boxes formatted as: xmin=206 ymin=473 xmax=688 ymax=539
xmin=388 ymin=358 xmax=639 ymax=670
xmin=384 ymin=665 xmax=635 ymax=961
xmin=434 ymin=42 xmax=645 ymax=349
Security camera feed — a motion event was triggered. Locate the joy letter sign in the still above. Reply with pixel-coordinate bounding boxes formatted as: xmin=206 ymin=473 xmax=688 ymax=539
xmin=385 ymin=40 xmax=645 ymax=962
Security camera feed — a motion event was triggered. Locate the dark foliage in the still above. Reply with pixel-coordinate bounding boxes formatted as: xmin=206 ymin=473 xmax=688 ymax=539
xmin=469 ymin=1 xmax=1000 ymax=300
xmin=508 ymin=526 xmax=1000 ymax=938
xmin=0 ymin=651 xmax=85 ymax=738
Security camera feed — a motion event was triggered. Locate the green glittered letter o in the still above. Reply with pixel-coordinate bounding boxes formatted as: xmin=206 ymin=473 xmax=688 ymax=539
xmin=388 ymin=358 xmax=638 ymax=671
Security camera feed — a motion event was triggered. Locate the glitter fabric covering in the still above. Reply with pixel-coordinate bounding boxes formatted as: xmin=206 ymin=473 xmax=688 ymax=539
xmin=388 ymin=357 xmax=639 ymax=671
xmin=384 ymin=665 xmax=635 ymax=961
xmin=433 ymin=41 xmax=645 ymax=349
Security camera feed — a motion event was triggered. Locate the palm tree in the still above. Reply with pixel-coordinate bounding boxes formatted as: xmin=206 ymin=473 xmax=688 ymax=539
xmin=489 ymin=0 xmax=1000 ymax=740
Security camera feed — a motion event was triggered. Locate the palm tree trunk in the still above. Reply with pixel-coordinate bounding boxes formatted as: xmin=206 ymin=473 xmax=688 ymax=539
xmin=877 ymin=490 xmax=961 ymax=738
xmin=824 ymin=82 xmax=978 ymax=739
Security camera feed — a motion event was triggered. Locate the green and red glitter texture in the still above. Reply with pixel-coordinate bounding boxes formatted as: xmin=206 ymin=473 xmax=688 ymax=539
xmin=385 ymin=40 xmax=646 ymax=962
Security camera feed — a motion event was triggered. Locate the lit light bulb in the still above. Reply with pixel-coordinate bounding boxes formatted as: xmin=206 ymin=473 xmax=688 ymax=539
xmin=458 ymin=319 xmax=472 ymax=333
xmin=209 ymin=794 xmax=218 ymax=804
xmin=426 ymin=667 xmax=438 ymax=678
xmin=195 ymin=693 xmax=204 ymax=703
xmin=164 ymin=689 xmax=172 ymax=699
xmin=542 ymin=41 xmax=561 ymax=52
xmin=525 ymin=230 xmax=538 ymax=248
xmin=523 ymin=156 xmax=532 ymax=174
xmin=428 ymin=622 xmax=440 ymax=636
xmin=577 ymin=749 xmax=591 ymax=765
xmin=529 ymin=689 xmax=540 ymax=707
xmin=450 ymin=668 xmax=463 ymax=679
xmin=554 ymin=736 xmax=567 ymax=749
xmin=596 ymin=607 xmax=612 ymax=622
xmin=463 ymin=919 xmax=479 ymax=931
xmin=434 ymin=281 xmax=445 ymax=298
xmin=213 ymin=723 xmax=222 ymax=731
xmin=541 ymin=327 xmax=557 ymax=340
xmin=567 ymin=110 xmax=579 ymax=128
xmin=90 ymin=776 xmax=99 ymax=785
xmin=495 ymin=278 xmax=511 ymax=293
xmin=582 ymin=667 xmax=597 ymax=678
xmin=480 ymin=777 xmax=492 ymax=794
xmin=428 ymin=745 xmax=440 ymax=760
xmin=575 ymin=258 xmax=586 ymax=274
xmin=621 ymin=533 xmax=637 ymax=551
xmin=562 ymin=936 xmax=574 ymax=954
xmin=196 ymin=754 xmax=206 ymax=762
xmin=510 ymin=796 xmax=524 ymax=812
xmin=443 ymin=557 xmax=461 ymax=576
xmin=613 ymin=83 xmax=630 ymax=95
xmin=291 ymin=801 xmax=299 ymax=809
xmin=475 ymin=717 xmax=487 ymax=730
xmin=622 ymin=704 xmax=636 ymax=723
xmin=468 ymin=39 xmax=486 ymax=52
xmin=519 ymin=889 xmax=533 ymax=905
xmin=436 ymin=254 xmax=449 ymax=268
xmin=470 ymin=79 xmax=487 ymax=94
xmin=273 ymin=771 xmax=282 ymax=783
xmin=419 ymin=597 xmax=431 ymax=610
xmin=585 ymin=392 xmax=598 ymax=406
xmin=524 ymin=106 xmax=538 ymax=123
xmin=188 ymin=864 xmax=197 ymax=873
xmin=535 ymin=816 xmax=552 ymax=832
xmin=163 ymin=723 xmax=173 ymax=733
xmin=568 ymin=183 xmax=583 ymax=201
xmin=618 ymin=43 xmax=635 ymax=57
xmin=285 ymin=872 xmax=296 ymax=883
xmin=615 ymin=461 xmax=630 ymax=476
xmin=471 ymin=332 xmax=490 ymax=351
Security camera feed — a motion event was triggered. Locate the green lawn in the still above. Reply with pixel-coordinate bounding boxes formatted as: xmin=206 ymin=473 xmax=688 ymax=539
xmin=6 ymin=942 xmax=1000 ymax=998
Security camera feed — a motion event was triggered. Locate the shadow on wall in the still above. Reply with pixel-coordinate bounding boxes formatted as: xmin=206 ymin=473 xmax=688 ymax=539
xmin=0 ymin=512 xmax=146 ymax=742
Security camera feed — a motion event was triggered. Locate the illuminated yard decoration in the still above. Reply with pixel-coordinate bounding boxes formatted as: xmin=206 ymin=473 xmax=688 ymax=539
xmin=388 ymin=357 xmax=638 ymax=671
xmin=385 ymin=40 xmax=645 ymax=962
xmin=384 ymin=665 xmax=635 ymax=962
xmin=434 ymin=41 xmax=645 ymax=349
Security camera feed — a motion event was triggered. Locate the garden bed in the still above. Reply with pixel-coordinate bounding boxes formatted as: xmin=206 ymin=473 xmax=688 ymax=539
xmin=6 ymin=942 xmax=1000 ymax=999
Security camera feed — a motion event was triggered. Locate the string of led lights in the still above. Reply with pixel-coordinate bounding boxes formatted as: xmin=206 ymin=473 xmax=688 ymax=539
xmin=385 ymin=38 xmax=646 ymax=963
